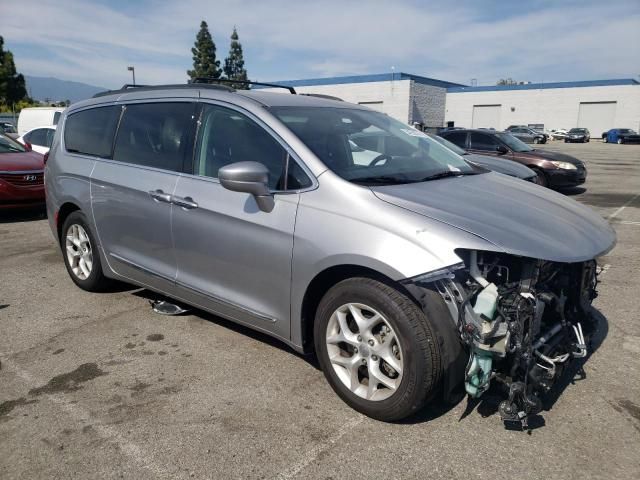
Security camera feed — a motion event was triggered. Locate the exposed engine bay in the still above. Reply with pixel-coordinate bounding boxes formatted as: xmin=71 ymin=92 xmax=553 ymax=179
xmin=415 ymin=250 xmax=599 ymax=428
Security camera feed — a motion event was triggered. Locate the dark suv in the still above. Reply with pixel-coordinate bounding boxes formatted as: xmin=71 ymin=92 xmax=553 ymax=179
xmin=565 ymin=128 xmax=590 ymax=143
xmin=439 ymin=129 xmax=586 ymax=188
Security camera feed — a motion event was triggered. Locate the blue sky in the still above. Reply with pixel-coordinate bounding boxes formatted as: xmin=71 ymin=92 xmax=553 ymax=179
xmin=1 ymin=0 xmax=639 ymax=89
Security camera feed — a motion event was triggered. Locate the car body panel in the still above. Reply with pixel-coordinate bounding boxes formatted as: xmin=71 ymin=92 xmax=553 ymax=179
xmin=0 ymin=135 xmax=45 ymax=208
xmin=464 ymin=153 xmax=536 ymax=180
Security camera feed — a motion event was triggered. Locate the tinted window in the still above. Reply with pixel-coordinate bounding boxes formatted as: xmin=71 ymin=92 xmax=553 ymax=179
xmin=65 ymin=106 xmax=121 ymax=157
xmin=0 ymin=133 xmax=26 ymax=153
xmin=195 ymin=104 xmax=306 ymax=190
xmin=53 ymin=111 xmax=61 ymax=125
xmin=442 ymin=131 xmax=467 ymax=148
xmin=113 ymin=102 xmax=195 ymax=172
xmin=26 ymin=128 xmax=49 ymax=147
xmin=470 ymin=132 xmax=500 ymax=151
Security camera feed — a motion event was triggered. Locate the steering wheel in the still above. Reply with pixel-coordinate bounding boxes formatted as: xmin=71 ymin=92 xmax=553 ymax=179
xmin=368 ymin=154 xmax=394 ymax=167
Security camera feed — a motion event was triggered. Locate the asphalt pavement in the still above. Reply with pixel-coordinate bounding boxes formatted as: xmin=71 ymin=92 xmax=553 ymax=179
xmin=1 ymin=141 xmax=639 ymax=479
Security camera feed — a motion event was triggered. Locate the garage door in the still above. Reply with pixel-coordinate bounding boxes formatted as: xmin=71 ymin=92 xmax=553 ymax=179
xmin=577 ymin=102 xmax=616 ymax=135
xmin=472 ymin=105 xmax=501 ymax=129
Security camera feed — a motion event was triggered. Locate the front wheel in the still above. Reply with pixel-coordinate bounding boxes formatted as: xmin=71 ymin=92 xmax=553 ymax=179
xmin=533 ymin=138 xmax=540 ymax=144
xmin=532 ymin=168 xmax=548 ymax=187
xmin=603 ymin=136 xmax=608 ymax=143
xmin=617 ymin=138 xmax=624 ymax=144
xmin=314 ymin=277 xmax=441 ymax=421
xmin=61 ymin=211 xmax=111 ymax=291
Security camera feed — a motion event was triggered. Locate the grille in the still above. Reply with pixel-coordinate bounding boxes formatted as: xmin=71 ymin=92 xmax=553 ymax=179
xmin=0 ymin=172 xmax=44 ymax=187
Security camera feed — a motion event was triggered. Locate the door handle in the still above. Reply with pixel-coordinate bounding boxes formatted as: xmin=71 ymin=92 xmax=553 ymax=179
xmin=172 ymin=195 xmax=199 ymax=210
xmin=149 ymin=189 xmax=172 ymax=203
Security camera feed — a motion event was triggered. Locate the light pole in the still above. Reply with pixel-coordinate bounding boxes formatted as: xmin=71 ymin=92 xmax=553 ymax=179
xmin=127 ymin=66 xmax=136 ymax=85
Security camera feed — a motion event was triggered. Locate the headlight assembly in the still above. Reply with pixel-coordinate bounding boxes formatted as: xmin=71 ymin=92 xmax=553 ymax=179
xmin=550 ymin=161 xmax=577 ymax=170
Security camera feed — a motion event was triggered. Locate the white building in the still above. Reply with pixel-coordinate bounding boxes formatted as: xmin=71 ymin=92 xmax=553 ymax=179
xmin=259 ymin=73 xmax=463 ymax=128
xmin=445 ymin=79 xmax=640 ymax=134
xmin=261 ymin=75 xmax=640 ymax=135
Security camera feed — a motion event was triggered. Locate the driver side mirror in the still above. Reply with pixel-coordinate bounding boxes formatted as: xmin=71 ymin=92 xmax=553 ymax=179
xmin=218 ymin=161 xmax=274 ymax=213
xmin=496 ymin=145 xmax=508 ymax=155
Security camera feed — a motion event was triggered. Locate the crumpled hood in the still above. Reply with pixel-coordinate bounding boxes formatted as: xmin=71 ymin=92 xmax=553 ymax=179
xmin=372 ymin=172 xmax=615 ymax=263
xmin=529 ymin=149 xmax=584 ymax=165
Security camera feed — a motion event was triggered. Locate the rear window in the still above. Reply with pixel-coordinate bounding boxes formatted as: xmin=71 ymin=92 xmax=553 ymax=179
xmin=64 ymin=106 xmax=121 ymax=158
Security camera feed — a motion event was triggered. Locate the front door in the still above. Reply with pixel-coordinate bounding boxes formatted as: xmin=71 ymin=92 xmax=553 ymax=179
xmin=171 ymin=103 xmax=307 ymax=340
xmin=468 ymin=131 xmax=511 ymax=158
xmin=91 ymin=101 xmax=196 ymax=292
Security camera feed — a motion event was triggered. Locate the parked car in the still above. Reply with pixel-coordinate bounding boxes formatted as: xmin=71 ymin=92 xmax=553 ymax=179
xmin=602 ymin=128 xmax=640 ymax=144
xmin=439 ymin=129 xmax=587 ymax=188
xmin=428 ymin=133 xmax=537 ymax=182
xmin=564 ymin=128 xmax=590 ymax=143
xmin=0 ymin=121 xmax=19 ymax=139
xmin=550 ymin=129 xmax=569 ymax=140
xmin=505 ymin=125 xmax=547 ymax=144
xmin=17 ymin=106 xmax=64 ymax=136
xmin=0 ymin=132 xmax=45 ymax=209
xmin=17 ymin=126 xmax=56 ymax=154
xmin=46 ymin=84 xmax=615 ymax=424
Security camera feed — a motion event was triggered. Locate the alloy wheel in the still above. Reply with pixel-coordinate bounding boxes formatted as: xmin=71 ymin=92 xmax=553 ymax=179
xmin=65 ymin=224 xmax=93 ymax=280
xmin=325 ymin=303 xmax=403 ymax=401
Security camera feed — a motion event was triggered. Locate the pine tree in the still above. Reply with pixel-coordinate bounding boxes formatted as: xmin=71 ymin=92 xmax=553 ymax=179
xmin=223 ymin=27 xmax=248 ymax=89
xmin=0 ymin=36 xmax=28 ymax=106
xmin=187 ymin=21 xmax=221 ymax=80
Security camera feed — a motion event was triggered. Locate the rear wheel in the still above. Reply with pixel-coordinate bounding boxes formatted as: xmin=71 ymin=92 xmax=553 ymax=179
xmin=314 ymin=277 xmax=441 ymax=421
xmin=617 ymin=138 xmax=624 ymax=144
xmin=533 ymin=137 xmax=540 ymax=144
xmin=61 ymin=211 xmax=111 ymax=291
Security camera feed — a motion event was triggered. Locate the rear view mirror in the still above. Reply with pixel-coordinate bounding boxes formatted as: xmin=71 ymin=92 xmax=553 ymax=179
xmin=218 ymin=161 xmax=274 ymax=212
xmin=496 ymin=145 xmax=508 ymax=154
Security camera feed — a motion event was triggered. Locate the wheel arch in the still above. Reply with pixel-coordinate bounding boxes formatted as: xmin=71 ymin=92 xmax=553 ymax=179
xmin=56 ymin=202 xmax=81 ymax=244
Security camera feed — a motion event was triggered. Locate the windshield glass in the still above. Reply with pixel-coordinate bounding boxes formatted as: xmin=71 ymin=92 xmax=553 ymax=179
xmin=0 ymin=133 xmax=27 ymax=153
xmin=1 ymin=124 xmax=17 ymax=134
xmin=429 ymin=133 xmax=467 ymax=155
xmin=569 ymin=128 xmax=586 ymax=133
xmin=270 ymin=107 xmax=477 ymax=185
xmin=495 ymin=132 xmax=533 ymax=152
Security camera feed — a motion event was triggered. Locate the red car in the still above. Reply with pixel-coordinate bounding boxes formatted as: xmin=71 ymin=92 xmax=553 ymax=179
xmin=0 ymin=133 xmax=45 ymax=209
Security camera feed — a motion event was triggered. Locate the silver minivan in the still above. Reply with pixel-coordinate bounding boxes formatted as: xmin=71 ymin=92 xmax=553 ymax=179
xmin=46 ymin=83 xmax=615 ymax=425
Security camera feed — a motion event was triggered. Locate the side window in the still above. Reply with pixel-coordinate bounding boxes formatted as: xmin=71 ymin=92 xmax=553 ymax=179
xmin=195 ymin=104 xmax=309 ymax=190
xmin=442 ymin=131 xmax=467 ymax=148
xmin=46 ymin=128 xmax=55 ymax=147
xmin=53 ymin=111 xmax=62 ymax=125
xmin=470 ymin=132 xmax=499 ymax=151
xmin=64 ymin=106 xmax=121 ymax=157
xmin=27 ymin=128 xmax=49 ymax=147
xmin=113 ymin=102 xmax=195 ymax=172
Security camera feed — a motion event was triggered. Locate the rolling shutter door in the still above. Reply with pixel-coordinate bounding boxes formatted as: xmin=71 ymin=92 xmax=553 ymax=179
xmin=577 ymin=102 xmax=616 ymax=135
xmin=472 ymin=105 xmax=501 ymax=129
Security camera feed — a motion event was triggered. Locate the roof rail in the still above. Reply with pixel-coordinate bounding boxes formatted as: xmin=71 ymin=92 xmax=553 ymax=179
xmin=190 ymin=77 xmax=297 ymax=94
xmin=92 ymin=82 xmax=234 ymax=98
xmin=299 ymin=93 xmax=343 ymax=101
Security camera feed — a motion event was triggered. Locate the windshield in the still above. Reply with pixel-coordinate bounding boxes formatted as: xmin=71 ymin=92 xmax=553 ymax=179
xmin=1 ymin=124 xmax=17 ymax=134
xmin=494 ymin=132 xmax=533 ymax=152
xmin=0 ymin=133 xmax=27 ymax=153
xmin=620 ymin=129 xmax=635 ymax=134
xmin=270 ymin=107 xmax=477 ymax=185
xmin=429 ymin=133 xmax=467 ymax=155
xmin=569 ymin=128 xmax=586 ymax=133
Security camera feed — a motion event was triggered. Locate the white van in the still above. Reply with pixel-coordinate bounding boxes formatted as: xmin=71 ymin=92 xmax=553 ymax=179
xmin=17 ymin=107 xmax=65 ymax=136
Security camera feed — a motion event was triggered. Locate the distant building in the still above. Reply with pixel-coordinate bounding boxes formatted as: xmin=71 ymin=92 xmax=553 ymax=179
xmin=261 ymin=74 xmax=640 ymax=134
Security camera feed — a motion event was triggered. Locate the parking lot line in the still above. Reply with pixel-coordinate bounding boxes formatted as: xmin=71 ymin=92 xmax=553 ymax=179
xmin=0 ymin=356 xmax=173 ymax=479
xmin=608 ymin=192 xmax=640 ymax=221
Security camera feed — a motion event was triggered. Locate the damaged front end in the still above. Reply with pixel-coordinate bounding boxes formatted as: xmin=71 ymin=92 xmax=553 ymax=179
xmin=408 ymin=250 xmax=600 ymax=428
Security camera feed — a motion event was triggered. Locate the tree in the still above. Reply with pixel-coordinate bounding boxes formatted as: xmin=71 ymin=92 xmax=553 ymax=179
xmin=187 ymin=21 xmax=222 ymax=80
xmin=497 ymin=78 xmax=526 ymax=86
xmin=223 ymin=27 xmax=248 ymax=89
xmin=0 ymin=36 xmax=28 ymax=106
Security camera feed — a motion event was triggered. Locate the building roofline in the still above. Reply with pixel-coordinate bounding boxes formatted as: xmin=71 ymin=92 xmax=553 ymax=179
xmin=255 ymin=72 xmax=465 ymax=89
xmin=447 ymin=78 xmax=640 ymax=93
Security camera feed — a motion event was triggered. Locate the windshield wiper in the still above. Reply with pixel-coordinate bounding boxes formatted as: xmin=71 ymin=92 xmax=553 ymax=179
xmin=419 ymin=170 xmax=478 ymax=182
xmin=350 ymin=175 xmax=411 ymax=185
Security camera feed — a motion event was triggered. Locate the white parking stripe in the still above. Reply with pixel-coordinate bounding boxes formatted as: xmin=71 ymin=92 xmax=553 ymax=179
xmin=608 ymin=192 xmax=640 ymax=220
xmin=0 ymin=357 xmax=173 ymax=479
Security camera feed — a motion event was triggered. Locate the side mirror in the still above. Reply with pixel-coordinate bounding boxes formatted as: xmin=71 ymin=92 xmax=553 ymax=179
xmin=218 ymin=161 xmax=274 ymax=212
xmin=24 ymin=141 xmax=32 ymax=152
xmin=496 ymin=145 xmax=508 ymax=155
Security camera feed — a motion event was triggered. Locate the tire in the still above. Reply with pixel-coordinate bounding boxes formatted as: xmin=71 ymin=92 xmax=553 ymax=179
xmin=617 ymin=138 xmax=624 ymax=145
xmin=314 ymin=277 xmax=441 ymax=421
xmin=61 ymin=211 xmax=111 ymax=292
xmin=532 ymin=167 xmax=548 ymax=187
xmin=533 ymin=138 xmax=540 ymax=144
xmin=564 ymin=139 xmax=568 ymax=143
xmin=603 ymin=136 xmax=608 ymax=143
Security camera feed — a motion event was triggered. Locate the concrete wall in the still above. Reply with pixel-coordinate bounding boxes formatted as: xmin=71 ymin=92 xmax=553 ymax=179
xmin=445 ymin=85 xmax=640 ymax=132
xmin=262 ymin=80 xmax=412 ymax=122
xmin=408 ymin=82 xmax=447 ymax=128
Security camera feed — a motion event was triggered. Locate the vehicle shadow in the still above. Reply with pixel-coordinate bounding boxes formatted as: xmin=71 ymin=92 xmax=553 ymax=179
xmin=559 ymin=186 xmax=586 ymax=196
xmin=0 ymin=206 xmax=47 ymax=224
xmin=131 ymin=289 xmax=321 ymax=371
